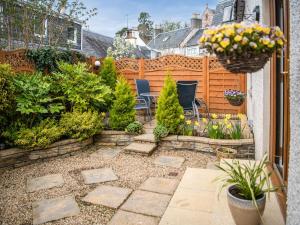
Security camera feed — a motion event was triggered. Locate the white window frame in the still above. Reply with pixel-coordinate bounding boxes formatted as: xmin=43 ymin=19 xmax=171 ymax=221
xmin=223 ymin=6 xmax=233 ymax=22
xmin=67 ymin=26 xmax=77 ymax=44
xmin=34 ymin=18 xmax=48 ymax=38
xmin=0 ymin=5 xmax=4 ymax=30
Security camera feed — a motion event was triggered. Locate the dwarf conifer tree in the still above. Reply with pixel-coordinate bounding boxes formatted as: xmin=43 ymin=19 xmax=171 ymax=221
xmin=100 ymin=57 xmax=117 ymax=90
xmin=109 ymin=77 xmax=136 ymax=130
xmin=156 ymin=73 xmax=184 ymax=134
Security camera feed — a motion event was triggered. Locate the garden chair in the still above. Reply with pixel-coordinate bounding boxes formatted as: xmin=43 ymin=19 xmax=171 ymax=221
xmin=134 ymin=97 xmax=151 ymax=121
xmin=135 ymin=79 xmax=153 ymax=117
xmin=176 ymin=80 xmax=209 ymax=122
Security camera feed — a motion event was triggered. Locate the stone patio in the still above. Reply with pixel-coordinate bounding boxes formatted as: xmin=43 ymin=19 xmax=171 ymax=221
xmin=81 ymin=168 xmax=118 ymax=184
xmin=90 ymin=148 xmax=122 ymax=160
xmin=139 ymin=177 xmax=179 ymax=195
xmin=121 ymin=190 xmax=171 ymax=217
xmin=27 ymin=174 xmax=64 ymax=192
xmin=154 ymin=156 xmax=185 ymax=168
xmin=108 ymin=210 xmax=160 ymax=225
xmin=32 ymin=195 xmax=80 ymax=225
xmin=82 ymin=185 xmax=132 ymax=209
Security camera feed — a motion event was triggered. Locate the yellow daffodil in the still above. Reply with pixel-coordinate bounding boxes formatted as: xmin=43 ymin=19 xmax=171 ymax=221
xmin=263 ymin=27 xmax=271 ymax=34
xmin=212 ymin=125 xmax=218 ymax=130
xmin=223 ymin=118 xmax=229 ymax=124
xmin=226 ymin=124 xmax=232 ymax=129
xmin=277 ymin=39 xmax=284 ymax=46
xmin=202 ymin=118 xmax=208 ymax=123
xmin=211 ymin=36 xmax=217 ymax=42
xmin=237 ymin=113 xmax=243 ymax=120
xmin=220 ymin=38 xmax=230 ymax=48
xmin=225 ymin=114 xmax=231 ymax=120
xmin=180 ymin=115 xmax=185 ymax=120
xmin=211 ymin=113 xmax=218 ymax=119
xmin=199 ymin=36 xmax=206 ymax=43
xmin=225 ymin=28 xmax=235 ymax=37
xmin=186 ymin=120 xmax=192 ymax=125
xmin=234 ymin=35 xmax=242 ymax=42
xmin=194 ymin=121 xmax=199 ymax=126
xmin=244 ymin=28 xmax=253 ymax=34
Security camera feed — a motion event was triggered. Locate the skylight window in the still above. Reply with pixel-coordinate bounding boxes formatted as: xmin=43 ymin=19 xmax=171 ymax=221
xmin=223 ymin=6 xmax=233 ymax=22
xmin=163 ymin=36 xmax=170 ymax=42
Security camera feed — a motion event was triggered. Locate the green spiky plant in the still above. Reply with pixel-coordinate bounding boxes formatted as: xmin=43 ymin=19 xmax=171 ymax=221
xmin=156 ymin=73 xmax=184 ymax=134
xmin=100 ymin=57 xmax=118 ymax=90
xmin=109 ymin=76 xmax=136 ymax=130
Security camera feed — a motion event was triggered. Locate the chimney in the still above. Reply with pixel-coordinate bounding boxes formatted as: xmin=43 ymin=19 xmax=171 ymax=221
xmin=154 ymin=24 xmax=163 ymax=36
xmin=191 ymin=13 xmax=202 ymax=29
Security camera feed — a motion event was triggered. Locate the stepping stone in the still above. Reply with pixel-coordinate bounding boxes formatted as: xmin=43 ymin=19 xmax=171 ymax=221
xmin=27 ymin=174 xmax=64 ymax=193
xmin=206 ymin=162 xmax=219 ymax=170
xmin=91 ymin=148 xmax=121 ymax=160
xmin=121 ymin=190 xmax=171 ymax=217
xmin=82 ymin=185 xmax=132 ymax=209
xmin=134 ymin=134 xmax=156 ymax=143
xmin=139 ymin=177 xmax=179 ymax=195
xmin=81 ymin=168 xmax=118 ymax=185
xmin=154 ymin=156 xmax=185 ymax=168
xmin=108 ymin=210 xmax=159 ymax=225
xmin=124 ymin=142 xmax=157 ymax=156
xmin=32 ymin=195 xmax=80 ymax=225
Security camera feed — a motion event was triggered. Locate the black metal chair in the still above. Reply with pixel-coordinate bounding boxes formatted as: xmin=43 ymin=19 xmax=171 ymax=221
xmin=135 ymin=79 xmax=152 ymax=120
xmin=134 ymin=97 xmax=151 ymax=121
xmin=177 ymin=80 xmax=209 ymax=122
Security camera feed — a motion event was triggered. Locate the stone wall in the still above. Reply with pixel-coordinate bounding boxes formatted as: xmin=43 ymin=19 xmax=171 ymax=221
xmin=0 ymin=138 xmax=93 ymax=168
xmin=94 ymin=130 xmax=135 ymax=146
xmin=159 ymin=135 xmax=255 ymax=159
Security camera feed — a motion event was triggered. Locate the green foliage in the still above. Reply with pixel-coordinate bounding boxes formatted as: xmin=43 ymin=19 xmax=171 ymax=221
xmin=125 ymin=121 xmax=144 ymax=135
xmin=59 ymin=110 xmax=104 ymax=140
xmin=206 ymin=121 xmax=225 ymax=139
xmin=138 ymin=12 xmax=154 ymax=43
xmin=215 ymin=155 xmax=277 ymax=208
xmin=14 ymin=119 xmax=63 ymax=149
xmin=228 ymin=122 xmax=243 ymax=139
xmin=109 ymin=77 xmax=136 ymax=130
xmin=156 ymin=74 xmax=184 ymax=134
xmin=153 ymin=125 xmax=169 ymax=142
xmin=179 ymin=119 xmax=195 ymax=136
xmin=100 ymin=57 xmax=117 ymax=90
xmin=54 ymin=62 xmax=112 ymax=111
xmin=26 ymin=47 xmax=86 ymax=73
xmin=2 ymin=120 xmax=26 ymax=146
xmin=13 ymin=72 xmax=65 ymax=127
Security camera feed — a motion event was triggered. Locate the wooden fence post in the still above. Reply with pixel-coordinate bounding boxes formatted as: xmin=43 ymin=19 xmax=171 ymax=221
xmin=139 ymin=58 xmax=145 ymax=79
xmin=204 ymin=56 xmax=210 ymax=112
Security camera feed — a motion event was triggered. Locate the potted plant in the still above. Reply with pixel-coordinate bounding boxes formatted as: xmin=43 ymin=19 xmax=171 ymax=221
xmin=224 ymin=89 xmax=246 ymax=106
xmin=215 ymin=156 xmax=277 ymax=225
xmin=199 ymin=22 xmax=286 ymax=73
xmin=216 ymin=147 xmax=237 ymax=161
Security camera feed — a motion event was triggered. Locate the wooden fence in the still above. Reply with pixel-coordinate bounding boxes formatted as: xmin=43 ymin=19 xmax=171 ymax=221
xmin=0 ymin=50 xmax=246 ymax=114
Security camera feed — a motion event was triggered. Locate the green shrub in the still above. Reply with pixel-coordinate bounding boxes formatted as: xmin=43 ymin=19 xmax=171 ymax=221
xmin=100 ymin=57 xmax=117 ymax=90
xmin=125 ymin=121 xmax=144 ymax=135
xmin=54 ymin=62 xmax=112 ymax=111
xmin=109 ymin=76 xmax=136 ymax=130
xmin=14 ymin=119 xmax=63 ymax=149
xmin=153 ymin=125 xmax=169 ymax=142
xmin=2 ymin=120 xmax=26 ymax=147
xmin=156 ymin=73 xmax=184 ymax=134
xmin=60 ymin=110 xmax=104 ymax=140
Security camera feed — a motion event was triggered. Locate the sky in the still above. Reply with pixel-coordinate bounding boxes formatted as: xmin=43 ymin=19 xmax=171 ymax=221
xmin=84 ymin=0 xmax=218 ymax=37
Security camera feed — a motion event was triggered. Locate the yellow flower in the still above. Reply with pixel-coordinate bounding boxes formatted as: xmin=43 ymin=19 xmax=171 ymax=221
xmin=275 ymin=30 xmax=283 ymax=37
xmin=234 ymin=35 xmax=242 ymax=42
xmin=263 ymin=27 xmax=271 ymax=34
xmin=194 ymin=121 xmax=199 ymax=126
xmin=217 ymin=47 xmax=224 ymax=52
xmin=262 ymin=38 xmax=270 ymax=45
xmin=220 ymin=38 xmax=230 ymax=48
xmin=212 ymin=125 xmax=218 ymax=130
xmin=202 ymin=118 xmax=208 ymax=123
xmin=186 ymin=120 xmax=192 ymax=125
xmin=199 ymin=36 xmax=206 ymax=43
xmin=244 ymin=28 xmax=253 ymax=34
xmin=241 ymin=37 xmax=249 ymax=45
xmin=101 ymin=112 xmax=106 ymax=117
xmin=226 ymin=124 xmax=232 ymax=129
xmin=237 ymin=113 xmax=243 ymax=120
xmin=180 ymin=115 xmax=185 ymax=120
xmin=211 ymin=36 xmax=217 ymax=42
xmin=225 ymin=28 xmax=235 ymax=37
xmin=234 ymin=23 xmax=242 ymax=29
xmin=211 ymin=113 xmax=218 ymax=119
xmin=225 ymin=114 xmax=231 ymax=120
xmin=277 ymin=39 xmax=284 ymax=46
xmin=223 ymin=118 xmax=229 ymax=124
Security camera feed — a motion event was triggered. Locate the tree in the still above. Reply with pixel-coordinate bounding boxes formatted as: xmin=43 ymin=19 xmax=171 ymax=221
xmin=107 ymin=36 xmax=136 ymax=60
xmin=137 ymin=12 xmax=153 ymax=43
xmin=116 ymin=27 xmax=129 ymax=37
xmin=109 ymin=77 xmax=136 ymax=130
xmin=0 ymin=0 xmax=97 ymax=50
xmin=156 ymin=73 xmax=184 ymax=134
xmin=100 ymin=57 xmax=117 ymax=90
xmin=160 ymin=21 xmax=183 ymax=32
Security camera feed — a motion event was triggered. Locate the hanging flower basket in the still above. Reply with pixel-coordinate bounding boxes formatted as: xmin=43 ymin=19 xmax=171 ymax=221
xmin=224 ymin=89 xmax=246 ymax=107
xmin=199 ymin=22 xmax=286 ymax=73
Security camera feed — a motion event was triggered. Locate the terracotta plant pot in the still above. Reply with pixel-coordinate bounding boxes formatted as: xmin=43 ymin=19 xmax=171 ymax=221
xmin=227 ymin=185 xmax=266 ymax=225
xmin=216 ymin=147 xmax=237 ymax=161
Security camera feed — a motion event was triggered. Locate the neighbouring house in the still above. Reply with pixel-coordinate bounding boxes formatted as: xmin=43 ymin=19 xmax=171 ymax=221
xmin=82 ymin=30 xmax=113 ymax=58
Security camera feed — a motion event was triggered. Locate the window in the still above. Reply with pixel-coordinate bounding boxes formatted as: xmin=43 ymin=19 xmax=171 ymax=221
xmin=163 ymin=36 xmax=170 ymax=42
xmin=34 ymin=17 xmax=47 ymax=37
xmin=0 ymin=5 xmax=3 ymax=31
xmin=223 ymin=6 xmax=233 ymax=22
xmin=67 ymin=26 xmax=77 ymax=44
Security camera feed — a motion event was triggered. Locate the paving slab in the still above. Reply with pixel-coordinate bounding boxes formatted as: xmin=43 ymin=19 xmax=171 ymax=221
xmin=32 ymin=195 xmax=80 ymax=225
xmin=82 ymin=185 xmax=132 ymax=209
xmin=81 ymin=168 xmax=118 ymax=185
xmin=121 ymin=190 xmax=171 ymax=217
xmin=27 ymin=174 xmax=64 ymax=192
xmin=154 ymin=156 xmax=185 ymax=168
xmin=124 ymin=142 xmax=157 ymax=155
xmin=108 ymin=210 xmax=159 ymax=225
xmin=90 ymin=148 xmax=121 ymax=159
xmin=139 ymin=177 xmax=179 ymax=195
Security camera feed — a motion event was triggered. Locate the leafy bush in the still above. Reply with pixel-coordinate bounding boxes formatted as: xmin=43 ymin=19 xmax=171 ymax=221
xmin=13 ymin=72 xmax=65 ymax=127
xmin=125 ymin=121 xmax=144 ymax=135
xmin=26 ymin=47 xmax=86 ymax=73
xmin=100 ymin=57 xmax=117 ymax=90
xmin=2 ymin=120 xmax=26 ymax=147
xmin=153 ymin=125 xmax=169 ymax=142
xmin=54 ymin=62 xmax=112 ymax=111
xmin=156 ymin=74 xmax=184 ymax=134
xmin=14 ymin=119 xmax=63 ymax=149
xmin=59 ymin=110 xmax=104 ymax=140
xmin=109 ymin=76 xmax=136 ymax=130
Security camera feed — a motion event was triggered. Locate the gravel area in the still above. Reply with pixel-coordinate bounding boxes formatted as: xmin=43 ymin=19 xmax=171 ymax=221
xmin=0 ymin=144 xmax=216 ymax=225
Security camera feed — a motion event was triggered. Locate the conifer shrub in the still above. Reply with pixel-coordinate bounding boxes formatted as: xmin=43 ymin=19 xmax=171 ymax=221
xmin=156 ymin=73 xmax=184 ymax=134
xmin=109 ymin=77 xmax=136 ymax=130
xmin=100 ymin=57 xmax=118 ymax=90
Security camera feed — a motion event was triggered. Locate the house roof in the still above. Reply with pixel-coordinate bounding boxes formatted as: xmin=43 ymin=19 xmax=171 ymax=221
xmin=134 ymin=45 xmax=151 ymax=59
xmin=148 ymin=28 xmax=191 ymax=50
xmin=212 ymin=0 xmax=235 ymax=26
xmin=82 ymin=30 xmax=113 ymax=58
xmin=186 ymin=29 xmax=205 ymax=47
